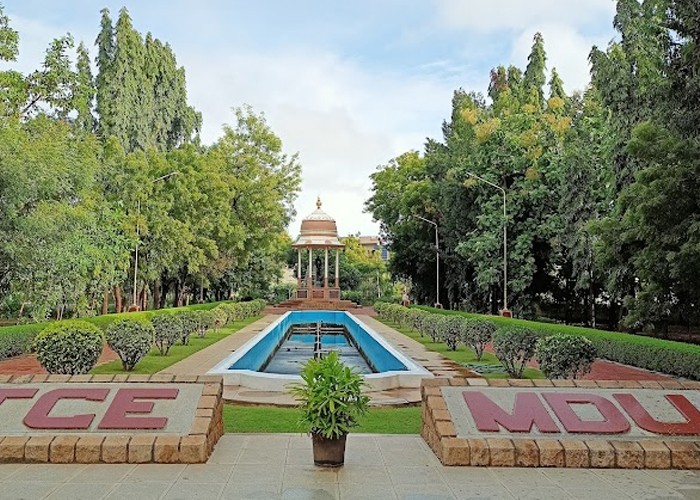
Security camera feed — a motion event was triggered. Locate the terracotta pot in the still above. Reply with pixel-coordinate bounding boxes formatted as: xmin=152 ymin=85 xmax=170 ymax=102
xmin=311 ymin=433 xmax=347 ymax=467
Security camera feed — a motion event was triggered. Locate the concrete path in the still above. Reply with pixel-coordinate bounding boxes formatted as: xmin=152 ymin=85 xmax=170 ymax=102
xmin=158 ymin=315 xmax=279 ymax=376
xmin=0 ymin=434 xmax=697 ymax=499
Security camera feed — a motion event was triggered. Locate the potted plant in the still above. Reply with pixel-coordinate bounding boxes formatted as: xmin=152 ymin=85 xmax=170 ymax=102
xmin=289 ymin=351 xmax=369 ymax=467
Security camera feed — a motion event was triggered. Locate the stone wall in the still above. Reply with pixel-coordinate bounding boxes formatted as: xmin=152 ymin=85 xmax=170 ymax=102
xmin=422 ymin=377 xmax=700 ymax=469
xmin=0 ymin=374 xmax=224 ymax=464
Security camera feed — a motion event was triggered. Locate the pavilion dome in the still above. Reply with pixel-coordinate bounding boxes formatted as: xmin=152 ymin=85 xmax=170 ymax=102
xmin=292 ymin=197 xmax=345 ymax=248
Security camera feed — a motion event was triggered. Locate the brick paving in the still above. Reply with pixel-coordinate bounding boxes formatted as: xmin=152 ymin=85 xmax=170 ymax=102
xmin=0 ymin=434 xmax=696 ymax=499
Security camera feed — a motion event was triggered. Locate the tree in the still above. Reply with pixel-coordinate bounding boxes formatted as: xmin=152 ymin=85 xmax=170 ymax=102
xmin=95 ymin=7 xmax=114 ymax=138
xmin=523 ymin=32 xmax=547 ymax=107
xmin=74 ymin=42 xmax=95 ymax=132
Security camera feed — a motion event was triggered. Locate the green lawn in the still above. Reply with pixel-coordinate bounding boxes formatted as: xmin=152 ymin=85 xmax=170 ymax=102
xmin=223 ymin=405 xmax=421 ymax=434
xmin=378 ymin=318 xmax=544 ymax=379
xmin=91 ymin=316 xmax=261 ymax=375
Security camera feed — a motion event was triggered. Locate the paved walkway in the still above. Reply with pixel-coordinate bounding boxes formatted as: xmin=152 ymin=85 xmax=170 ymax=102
xmin=0 ymin=434 xmax=697 ymax=499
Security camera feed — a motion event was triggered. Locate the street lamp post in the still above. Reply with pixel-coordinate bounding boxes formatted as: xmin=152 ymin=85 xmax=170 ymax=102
xmin=464 ymin=172 xmax=510 ymax=316
xmin=131 ymin=171 xmax=179 ymax=310
xmin=415 ymin=215 xmax=442 ymax=308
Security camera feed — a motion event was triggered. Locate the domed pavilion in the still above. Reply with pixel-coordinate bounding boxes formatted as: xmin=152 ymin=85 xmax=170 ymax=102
xmin=291 ymin=197 xmax=345 ymax=303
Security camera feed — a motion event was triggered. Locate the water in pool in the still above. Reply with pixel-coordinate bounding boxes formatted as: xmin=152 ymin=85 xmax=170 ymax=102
xmin=262 ymin=323 xmax=374 ymax=375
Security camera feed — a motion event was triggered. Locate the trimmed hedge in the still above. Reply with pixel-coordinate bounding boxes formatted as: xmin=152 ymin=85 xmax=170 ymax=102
xmin=413 ymin=305 xmax=700 ymax=380
xmin=536 ymin=335 xmax=596 ymax=379
xmin=0 ymin=301 xmax=232 ymax=362
xmin=464 ymin=319 xmax=497 ymax=361
xmin=33 ymin=321 xmax=104 ymax=374
xmin=493 ymin=326 xmax=539 ymax=378
xmin=105 ymin=318 xmax=154 ymax=371
xmin=0 ymin=299 xmax=266 ymax=364
xmin=151 ymin=313 xmax=182 ymax=356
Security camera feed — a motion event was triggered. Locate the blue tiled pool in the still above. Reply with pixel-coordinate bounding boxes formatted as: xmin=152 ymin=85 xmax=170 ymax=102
xmin=209 ymin=311 xmax=431 ymax=391
xmin=228 ymin=311 xmax=409 ymax=374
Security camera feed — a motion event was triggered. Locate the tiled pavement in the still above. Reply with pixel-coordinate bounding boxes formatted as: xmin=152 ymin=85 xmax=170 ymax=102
xmin=1 ymin=434 xmax=700 ymax=499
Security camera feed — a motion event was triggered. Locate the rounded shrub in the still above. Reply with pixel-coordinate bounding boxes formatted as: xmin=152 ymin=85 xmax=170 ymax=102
xmin=151 ymin=313 xmax=182 ymax=356
xmin=105 ymin=318 xmax=154 ymax=371
xmin=536 ymin=335 xmax=597 ymax=379
xmin=220 ymin=303 xmax=241 ymax=324
xmin=428 ymin=314 xmax=450 ymax=343
xmin=441 ymin=316 xmax=466 ymax=351
xmin=33 ymin=321 xmax=103 ymax=374
xmin=211 ymin=307 xmax=228 ymax=332
xmin=464 ymin=320 xmax=497 ymax=361
xmin=176 ymin=311 xmax=198 ymax=345
xmin=415 ymin=312 xmax=433 ymax=338
xmin=195 ymin=310 xmax=216 ymax=338
xmin=492 ymin=326 xmax=540 ymax=378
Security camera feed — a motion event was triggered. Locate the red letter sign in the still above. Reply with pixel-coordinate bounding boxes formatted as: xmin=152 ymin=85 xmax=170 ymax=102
xmin=24 ymin=388 xmax=109 ymax=429
xmin=463 ymin=391 xmax=560 ymax=433
xmin=615 ymin=393 xmax=700 ymax=435
xmin=98 ymin=388 xmax=178 ymax=430
xmin=0 ymin=388 xmax=38 ymax=405
xmin=542 ymin=393 xmax=630 ymax=434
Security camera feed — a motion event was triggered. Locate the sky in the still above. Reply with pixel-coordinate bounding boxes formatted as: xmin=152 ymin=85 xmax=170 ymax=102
xmin=4 ymin=0 xmax=618 ymax=237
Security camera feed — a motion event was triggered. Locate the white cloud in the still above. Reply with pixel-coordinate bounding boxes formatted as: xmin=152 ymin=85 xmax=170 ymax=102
xmin=436 ymin=0 xmax=615 ymax=34
xmin=510 ymin=24 xmax=608 ymax=93
xmin=435 ymin=1 xmax=616 ymax=93
xmin=180 ymin=48 xmax=484 ymax=237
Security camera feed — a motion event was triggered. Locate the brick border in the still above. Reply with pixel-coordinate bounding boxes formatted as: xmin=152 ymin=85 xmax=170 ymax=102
xmin=421 ymin=377 xmax=700 ymax=469
xmin=0 ymin=374 xmax=224 ymax=464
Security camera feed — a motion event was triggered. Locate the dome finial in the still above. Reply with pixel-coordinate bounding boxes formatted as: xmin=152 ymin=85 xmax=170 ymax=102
xmin=316 ymin=196 xmax=322 ymax=209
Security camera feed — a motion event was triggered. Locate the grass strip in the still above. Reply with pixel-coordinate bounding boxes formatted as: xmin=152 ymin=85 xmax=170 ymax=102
xmin=223 ymin=405 xmax=421 ymax=434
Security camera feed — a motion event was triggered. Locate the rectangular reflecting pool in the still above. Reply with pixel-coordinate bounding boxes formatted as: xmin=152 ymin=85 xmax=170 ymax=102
xmin=208 ymin=311 xmax=432 ymax=391
xmin=263 ymin=326 xmax=374 ymax=375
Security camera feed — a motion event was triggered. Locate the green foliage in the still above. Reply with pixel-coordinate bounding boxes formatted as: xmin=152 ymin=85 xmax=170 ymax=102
xmin=464 ymin=319 xmax=497 ymax=360
xmin=416 ymin=305 xmax=700 ymax=380
xmin=0 ymin=6 xmax=299 ymax=324
xmin=105 ymin=318 xmax=154 ymax=371
xmin=0 ymin=329 xmax=36 ymax=360
xmin=375 ymin=311 xmax=544 ymax=379
xmin=535 ymin=335 xmax=597 ymax=379
xmin=366 ymin=1 xmax=700 ymax=337
xmin=492 ymin=326 xmax=539 ymax=378
xmin=150 ymin=313 xmax=181 ymax=355
xmin=211 ymin=307 xmax=228 ymax=332
xmin=175 ymin=311 xmax=198 ymax=345
xmin=441 ymin=316 xmax=467 ymax=351
xmin=288 ymin=352 xmax=370 ymax=439
xmin=97 ymin=8 xmax=200 ymax=152
xmin=33 ymin=321 xmax=103 ymax=374
xmin=194 ymin=310 xmax=215 ymax=338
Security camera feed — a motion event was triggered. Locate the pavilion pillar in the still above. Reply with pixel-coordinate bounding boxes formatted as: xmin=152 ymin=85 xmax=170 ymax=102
xmin=335 ymin=249 xmax=340 ymax=288
xmin=307 ymin=247 xmax=313 ymax=297
xmin=324 ymin=248 xmax=329 ymax=288
xmin=297 ymin=248 xmax=301 ymax=286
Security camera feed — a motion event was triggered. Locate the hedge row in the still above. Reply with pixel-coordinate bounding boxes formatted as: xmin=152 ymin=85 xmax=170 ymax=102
xmin=31 ymin=300 xmax=266 ymax=374
xmin=412 ymin=305 xmax=700 ymax=380
xmin=0 ymin=299 xmax=265 ymax=363
xmin=374 ymin=303 xmax=496 ymax=360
